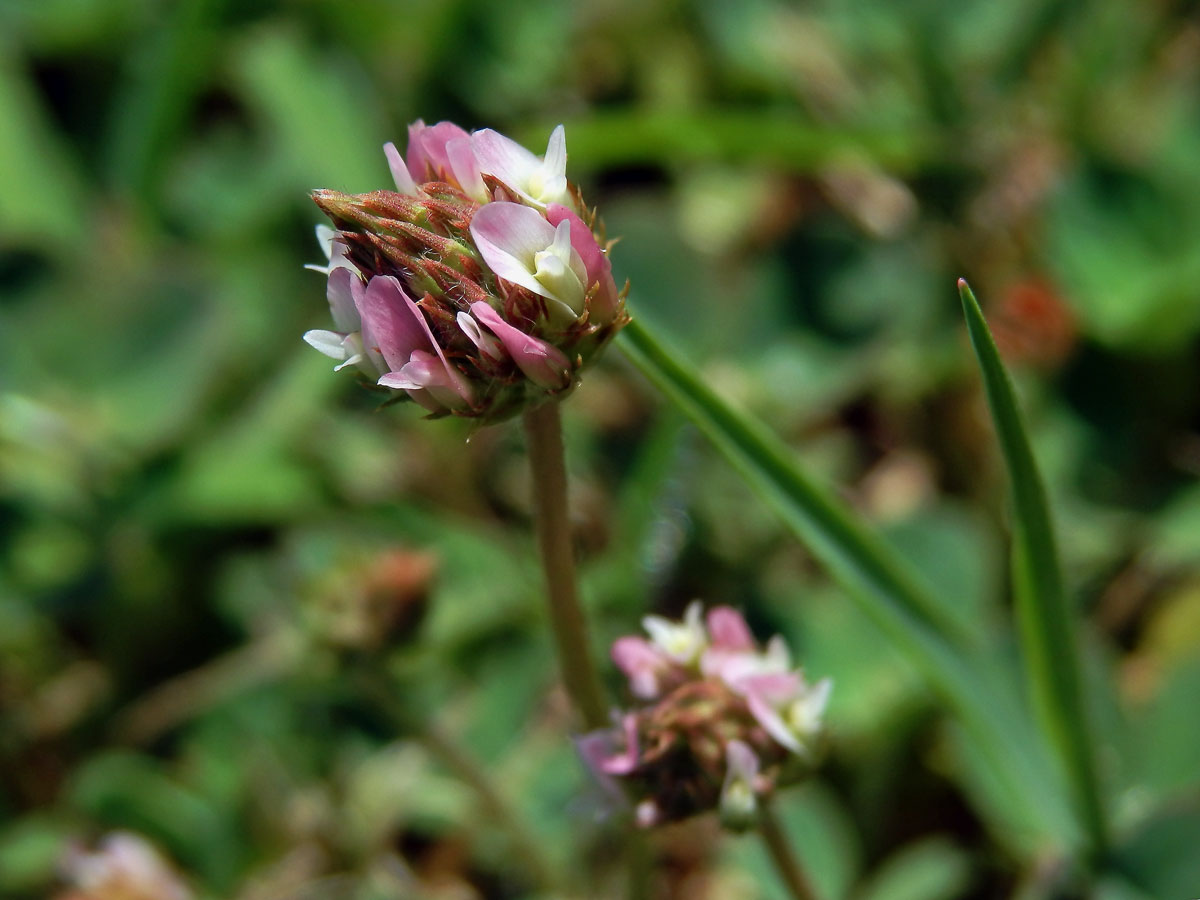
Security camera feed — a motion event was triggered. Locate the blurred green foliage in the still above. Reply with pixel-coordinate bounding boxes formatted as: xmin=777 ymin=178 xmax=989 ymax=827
xmin=2 ymin=0 xmax=1200 ymax=897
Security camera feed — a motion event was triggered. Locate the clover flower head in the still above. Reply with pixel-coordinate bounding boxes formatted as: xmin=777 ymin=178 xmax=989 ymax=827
xmin=583 ymin=602 xmax=830 ymax=829
xmin=304 ymin=122 xmax=628 ymax=423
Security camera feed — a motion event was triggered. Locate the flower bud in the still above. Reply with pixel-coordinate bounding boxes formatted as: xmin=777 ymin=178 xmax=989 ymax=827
xmin=305 ymin=547 xmax=435 ymax=652
xmin=306 ymin=123 xmax=628 ymax=423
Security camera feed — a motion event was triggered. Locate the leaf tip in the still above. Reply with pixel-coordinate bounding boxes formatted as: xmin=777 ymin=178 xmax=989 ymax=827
xmin=956 ymin=278 xmax=981 ymax=316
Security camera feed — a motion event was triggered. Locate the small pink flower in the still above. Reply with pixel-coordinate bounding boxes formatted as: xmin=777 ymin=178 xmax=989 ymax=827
xmin=705 ymin=606 xmax=756 ymax=652
xmin=642 ymin=601 xmax=708 ymax=665
xmin=304 ymin=270 xmax=373 ymax=373
xmin=303 ymin=231 xmax=387 ymax=378
xmin=600 ymin=713 xmax=642 ymax=775
xmin=575 ymin=715 xmax=639 ymax=811
xmin=612 ymin=635 xmax=673 ymax=699
xmin=405 ymin=120 xmax=473 ymax=184
xmin=701 ymin=632 xmax=791 ymax=686
xmin=386 ymin=124 xmax=481 ymax=196
xmin=739 ymin=672 xmax=832 ymax=757
xmin=469 ymin=302 xmax=572 ymax=390
xmin=698 ymin=606 xmax=775 ymax=686
xmin=470 ymin=124 xmax=569 ymax=209
xmin=470 ymin=202 xmax=590 ymax=321
xmin=545 ymin=204 xmax=619 ymax=326
xmin=357 ymin=275 xmax=473 ymax=413
xmin=455 ymin=311 xmax=505 ymax=361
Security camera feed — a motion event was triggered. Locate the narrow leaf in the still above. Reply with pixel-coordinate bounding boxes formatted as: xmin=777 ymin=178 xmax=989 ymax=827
xmin=617 ymin=316 xmax=1077 ymax=851
xmin=957 ymin=278 xmax=1108 ymax=856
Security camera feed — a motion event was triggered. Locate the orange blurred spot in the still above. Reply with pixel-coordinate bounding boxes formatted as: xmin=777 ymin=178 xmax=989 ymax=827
xmin=988 ymin=279 xmax=1077 ymax=369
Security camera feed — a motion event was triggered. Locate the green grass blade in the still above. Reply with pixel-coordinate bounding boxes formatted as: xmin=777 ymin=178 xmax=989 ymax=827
xmin=616 ymin=316 xmax=1075 ymax=849
xmin=619 ymin=320 xmax=965 ymax=647
xmin=957 ymin=278 xmax=1108 ymax=856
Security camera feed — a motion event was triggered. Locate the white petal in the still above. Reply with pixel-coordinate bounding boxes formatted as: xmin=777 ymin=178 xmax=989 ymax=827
xmin=315 ymin=224 xmax=336 ymax=259
xmin=543 ymin=125 xmax=567 ymax=179
xmin=807 ymin=677 xmax=833 ymax=720
xmin=333 ymin=352 xmax=364 ymax=372
xmin=471 ymin=203 xmax=558 ymax=294
xmin=327 ymin=268 xmax=363 ymax=333
xmin=470 ymin=202 xmax=586 ymax=320
xmin=471 ymin=128 xmax=540 ymax=185
xmin=456 ymin=311 xmax=504 ymax=360
xmin=550 ymin=217 xmax=572 ymax=258
xmin=747 ymin=692 xmax=803 ymax=754
xmin=304 ymin=329 xmax=349 ymax=360
xmin=763 ymin=635 xmax=792 ymax=672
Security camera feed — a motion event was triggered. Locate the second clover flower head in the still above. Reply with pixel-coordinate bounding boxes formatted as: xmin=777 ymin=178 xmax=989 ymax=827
xmin=584 ymin=602 xmax=831 ymax=830
xmin=305 ymin=121 xmax=628 ymax=424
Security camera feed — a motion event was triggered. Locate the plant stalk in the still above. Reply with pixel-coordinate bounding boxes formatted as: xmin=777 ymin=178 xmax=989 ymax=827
xmin=759 ymin=797 xmax=819 ymax=900
xmin=522 ymin=400 xmax=609 ymax=731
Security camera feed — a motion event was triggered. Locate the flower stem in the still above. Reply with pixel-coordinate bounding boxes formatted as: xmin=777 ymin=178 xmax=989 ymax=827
xmin=522 ymin=399 xmax=609 ymax=731
xmin=759 ymin=797 xmax=818 ymax=900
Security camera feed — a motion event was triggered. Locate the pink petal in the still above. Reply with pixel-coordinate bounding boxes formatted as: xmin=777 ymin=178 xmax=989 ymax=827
xmin=358 ymin=277 xmax=472 ymax=407
xmin=456 ymin=311 xmax=504 ymax=360
xmin=384 ymin=142 xmax=417 ymax=194
xmin=382 ymin=350 xmax=470 ymax=411
xmin=575 ymin=731 xmax=619 ymax=787
xmin=545 ymin=205 xmax=604 ymax=281
xmin=406 ymin=120 xmax=471 ymax=182
xmin=384 ymin=351 xmax=443 ymax=390
xmin=746 ymin=691 xmax=802 ymax=754
xmin=705 ymin=606 xmax=756 ymax=652
xmin=355 ymin=276 xmax=428 ymax=372
xmin=470 ymin=128 xmax=539 ymax=188
xmin=600 ymin=714 xmax=641 ymax=775
xmin=698 ymin=647 xmax=742 ymax=682
xmin=736 ymin=672 xmax=803 ymax=703
xmin=326 ymin=267 xmax=364 ymax=333
xmin=446 ymin=136 xmax=486 ymax=198
xmin=611 ymin=636 xmax=669 ymax=699
xmin=469 ymin=301 xmax=571 ymax=390
xmin=725 ymin=739 xmax=760 ymax=783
